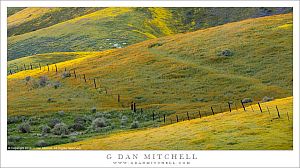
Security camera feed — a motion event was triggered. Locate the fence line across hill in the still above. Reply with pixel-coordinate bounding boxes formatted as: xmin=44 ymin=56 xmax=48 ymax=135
xmin=8 ymin=62 xmax=291 ymax=127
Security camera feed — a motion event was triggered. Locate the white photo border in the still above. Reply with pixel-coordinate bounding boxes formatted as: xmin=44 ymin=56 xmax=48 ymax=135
xmin=1 ymin=1 xmax=299 ymax=167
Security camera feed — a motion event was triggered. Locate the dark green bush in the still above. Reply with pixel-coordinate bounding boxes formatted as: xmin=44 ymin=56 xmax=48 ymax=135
xmin=18 ymin=122 xmax=31 ymax=133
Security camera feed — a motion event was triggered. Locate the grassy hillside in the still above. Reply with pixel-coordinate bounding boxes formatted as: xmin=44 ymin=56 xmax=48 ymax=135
xmin=49 ymin=97 xmax=293 ymax=150
xmin=7 ymin=7 xmax=291 ymax=61
xmin=8 ymin=7 xmax=102 ymax=37
xmin=7 ymin=7 xmax=26 ymax=17
xmin=8 ymin=52 xmax=93 ymax=74
xmin=7 ymin=13 xmax=293 ymax=149
xmin=8 ymin=13 xmax=293 ymax=117
xmin=7 ymin=7 xmax=174 ymax=60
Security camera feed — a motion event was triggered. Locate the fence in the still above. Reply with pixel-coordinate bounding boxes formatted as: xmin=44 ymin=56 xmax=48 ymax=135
xmin=8 ymin=62 xmax=291 ymax=127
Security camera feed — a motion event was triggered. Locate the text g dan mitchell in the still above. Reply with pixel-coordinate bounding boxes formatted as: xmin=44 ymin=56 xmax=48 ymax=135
xmin=106 ymin=153 xmax=198 ymax=160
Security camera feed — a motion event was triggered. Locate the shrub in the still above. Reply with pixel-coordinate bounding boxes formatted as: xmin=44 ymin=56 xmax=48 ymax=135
xmin=48 ymin=118 xmax=61 ymax=128
xmin=25 ymin=76 xmax=31 ymax=82
xmin=40 ymin=125 xmax=51 ymax=134
xmin=39 ymin=76 xmax=48 ymax=87
xmin=262 ymin=96 xmax=274 ymax=102
xmin=7 ymin=116 xmax=21 ymax=124
xmin=47 ymin=98 xmax=55 ymax=103
xmin=120 ymin=115 xmax=128 ymax=126
xmin=53 ymin=82 xmax=61 ymax=89
xmin=18 ymin=122 xmax=31 ymax=133
xmin=52 ymin=123 xmax=69 ymax=135
xmin=69 ymin=123 xmax=86 ymax=131
xmin=91 ymin=118 xmax=106 ymax=130
xmin=242 ymin=98 xmax=253 ymax=103
xmin=130 ymin=121 xmax=139 ymax=129
xmin=91 ymin=107 xmax=97 ymax=113
xmin=36 ymin=140 xmax=48 ymax=147
xmin=218 ymin=49 xmax=234 ymax=57
xmin=61 ymin=71 xmax=71 ymax=79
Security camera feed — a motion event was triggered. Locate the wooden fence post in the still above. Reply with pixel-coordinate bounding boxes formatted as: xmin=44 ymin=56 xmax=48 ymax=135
xmin=47 ymin=64 xmax=49 ymax=71
xmin=287 ymin=112 xmax=290 ymax=121
xmin=241 ymin=100 xmax=246 ymax=111
xmin=276 ymin=105 xmax=280 ymax=118
xmin=199 ymin=111 xmax=202 ymax=118
xmin=130 ymin=102 xmax=133 ymax=110
xmin=133 ymin=103 xmax=136 ymax=112
xmin=187 ymin=112 xmax=190 ymax=120
xmin=258 ymin=102 xmax=263 ymax=113
xmin=93 ymin=78 xmax=97 ymax=89
xmin=176 ymin=115 xmax=179 ymax=122
xmin=152 ymin=112 xmax=155 ymax=121
xmin=30 ymin=63 xmax=33 ymax=70
xmin=9 ymin=69 xmax=12 ymax=75
xmin=117 ymin=94 xmax=120 ymax=102
xmin=211 ymin=107 xmax=215 ymax=115
xmin=55 ymin=64 xmax=58 ymax=73
xmin=39 ymin=63 xmax=41 ymax=70
xmin=24 ymin=64 xmax=26 ymax=70
xmin=83 ymin=74 xmax=86 ymax=83
xmin=64 ymin=67 xmax=67 ymax=72
xmin=74 ymin=70 xmax=76 ymax=78
xmin=164 ymin=114 xmax=166 ymax=123
xmin=228 ymin=102 xmax=232 ymax=112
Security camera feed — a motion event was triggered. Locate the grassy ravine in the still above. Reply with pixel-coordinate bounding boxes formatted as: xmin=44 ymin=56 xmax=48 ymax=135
xmin=8 ymin=7 xmax=291 ymax=60
xmin=49 ymin=97 xmax=293 ymax=150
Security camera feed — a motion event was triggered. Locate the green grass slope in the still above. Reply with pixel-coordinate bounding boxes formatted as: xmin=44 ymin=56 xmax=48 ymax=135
xmin=51 ymin=97 xmax=293 ymax=150
xmin=8 ymin=13 xmax=293 ymax=116
xmin=8 ymin=7 xmax=103 ymax=37
xmin=7 ymin=7 xmax=291 ymax=61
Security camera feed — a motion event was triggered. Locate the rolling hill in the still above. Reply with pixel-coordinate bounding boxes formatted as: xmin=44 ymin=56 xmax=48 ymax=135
xmin=7 ymin=12 xmax=293 ymax=149
xmin=7 ymin=7 xmax=292 ymax=61
xmin=8 ymin=7 xmax=103 ymax=37
xmin=47 ymin=97 xmax=293 ymax=150
xmin=8 ymin=13 xmax=293 ymax=116
xmin=8 ymin=52 xmax=95 ymax=74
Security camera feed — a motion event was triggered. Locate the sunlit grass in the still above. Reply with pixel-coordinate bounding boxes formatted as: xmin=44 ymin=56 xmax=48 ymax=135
xmin=49 ymin=97 xmax=293 ymax=150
